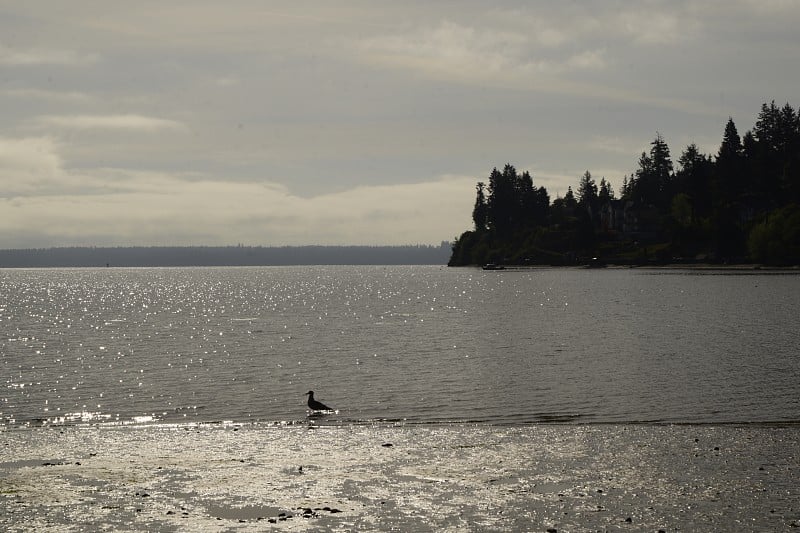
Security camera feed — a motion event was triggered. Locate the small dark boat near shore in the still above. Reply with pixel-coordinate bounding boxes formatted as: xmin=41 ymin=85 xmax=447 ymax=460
xmin=585 ymin=257 xmax=607 ymax=268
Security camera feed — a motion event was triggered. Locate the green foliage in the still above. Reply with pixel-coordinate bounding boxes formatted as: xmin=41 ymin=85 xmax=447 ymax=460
xmin=747 ymin=205 xmax=800 ymax=265
xmin=671 ymin=193 xmax=693 ymax=228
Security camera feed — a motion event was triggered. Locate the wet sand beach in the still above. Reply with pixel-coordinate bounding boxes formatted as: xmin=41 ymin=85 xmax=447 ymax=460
xmin=1 ymin=424 xmax=798 ymax=532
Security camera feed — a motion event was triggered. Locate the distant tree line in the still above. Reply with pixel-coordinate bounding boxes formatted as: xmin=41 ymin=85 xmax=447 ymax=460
xmin=449 ymin=101 xmax=800 ymax=266
xmin=0 ymin=244 xmax=452 ymax=268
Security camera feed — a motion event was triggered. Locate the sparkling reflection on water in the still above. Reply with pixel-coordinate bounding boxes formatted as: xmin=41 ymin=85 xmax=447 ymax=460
xmin=1 ymin=266 xmax=798 ymax=427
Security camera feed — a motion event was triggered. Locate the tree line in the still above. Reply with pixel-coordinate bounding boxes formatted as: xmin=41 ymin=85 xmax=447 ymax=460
xmin=449 ymin=101 xmax=800 ymax=266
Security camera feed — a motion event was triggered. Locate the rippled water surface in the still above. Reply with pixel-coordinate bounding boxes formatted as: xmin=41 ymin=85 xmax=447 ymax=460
xmin=2 ymin=266 xmax=798 ymax=427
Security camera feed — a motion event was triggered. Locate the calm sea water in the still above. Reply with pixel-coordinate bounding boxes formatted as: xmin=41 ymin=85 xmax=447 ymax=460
xmin=1 ymin=266 xmax=798 ymax=428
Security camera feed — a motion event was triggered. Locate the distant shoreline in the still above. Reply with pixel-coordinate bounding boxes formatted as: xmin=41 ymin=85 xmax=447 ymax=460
xmin=0 ymin=244 xmax=451 ymax=268
xmin=2 ymin=245 xmax=797 ymax=270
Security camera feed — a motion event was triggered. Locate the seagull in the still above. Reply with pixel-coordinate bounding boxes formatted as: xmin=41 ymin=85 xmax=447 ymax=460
xmin=305 ymin=390 xmax=333 ymax=411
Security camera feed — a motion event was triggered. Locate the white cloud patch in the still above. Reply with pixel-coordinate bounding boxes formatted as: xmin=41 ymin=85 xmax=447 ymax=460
xmin=589 ymin=136 xmax=644 ymax=156
xmin=359 ymin=4 xmax=706 ymax=86
xmin=0 ymin=43 xmax=99 ymax=66
xmin=354 ymin=13 xmax=706 ymax=114
xmin=0 ymin=136 xmax=140 ymax=198
xmin=3 ymin=88 xmax=92 ymax=103
xmin=566 ymin=49 xmax=607 ymax=70
xmin=32 ymin=114 xmax=186 ymax=132
xmin=214 ymin=77 xmax=240 ymax=87
xmin=616 ymin=11 xmax=690 ymax=45
xmin=359 ymin=19 xmax=606 ymax=84
xmin=738 ymin=0 xmax=800 ymax=13
xmin=0 ymin=136 xmax=67 ymax=196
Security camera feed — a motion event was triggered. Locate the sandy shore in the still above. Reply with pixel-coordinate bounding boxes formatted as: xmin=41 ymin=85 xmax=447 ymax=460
xmin=2 ymin=423 xmax=798 ymax=532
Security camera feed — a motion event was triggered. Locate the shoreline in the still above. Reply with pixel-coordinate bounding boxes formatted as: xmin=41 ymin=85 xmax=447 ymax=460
xmin=2 ymin=261 xmax=799 ymax=270
xmin=473 ymin=262 xmax=800 ymax=270
xmin=2 ymin=424 xmax=798 ymax=531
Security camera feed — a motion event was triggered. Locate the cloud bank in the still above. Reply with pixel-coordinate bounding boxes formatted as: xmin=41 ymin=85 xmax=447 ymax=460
xmin=0 ymin=135 xmax=473 ymax=247
xmin=1 ymin=1 xmax=799 ymax=247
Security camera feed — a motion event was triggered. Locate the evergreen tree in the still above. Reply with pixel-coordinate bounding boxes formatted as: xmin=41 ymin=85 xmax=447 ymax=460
xmin=650 ymin=132 xmax=674 ymax=204
xmin=472 ymin=182 xmax=488 ymax=232
xmin=754 ymin=101 xmax=782 ymax=152
xmin=517 ymin=170 xmax=535 ymax=228
xmin=577 ymin=171 xmax=598 ymax=206
xmin=676 ymin=143 xmax=712 ymax=216
xmin=751 ymin=102 xmax=800 ymax=205
xmin=718 ymin=118 xmax=742 ymax=160
xmin=752 ymin=102 xmax=784 ymax=205
xmin=715 ymin=117 xmax=744 ymax=204
xmin=631 ymin=151 xmax=653 ymax=203
xmin=620 ymin=175 xmax=631 ymax=199
xmin=533 ymin=186 xmax=551 ymax=227
xmin=577 ymin=170 xmax=599 ymax=223
xmin=629 ymin=133 xmax=673 ymax=207
xmin=598 ymin=177 xmax=614 ymax=203
xmin=564 ymin=186 xmax=578 ymax=209
xmin=518 ymin=170 xmax=549 ymax=228
xmin=486 ymin=167 xmax=505 ymax=233
xmin=778 ymin=103 xmax=800 ymax=203
xmin=677 ymin=143 xmax=706 ymax=171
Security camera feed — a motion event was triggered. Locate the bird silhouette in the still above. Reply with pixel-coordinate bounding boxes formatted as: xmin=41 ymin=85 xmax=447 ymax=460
xmin=305 ymin=390 xmax=333 ymax=411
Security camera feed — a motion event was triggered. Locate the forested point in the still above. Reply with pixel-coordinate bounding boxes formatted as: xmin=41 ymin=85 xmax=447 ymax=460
xmin=449 ymin=101 xmax=800 ymax=267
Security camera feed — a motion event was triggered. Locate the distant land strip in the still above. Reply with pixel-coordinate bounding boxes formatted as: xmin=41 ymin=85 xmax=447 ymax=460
xmin=0 ymin=245 xmax=451 ymax=268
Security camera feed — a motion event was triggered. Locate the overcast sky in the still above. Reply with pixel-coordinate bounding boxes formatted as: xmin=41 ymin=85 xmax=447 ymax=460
xmin=2 ymin=1 xmax=799 ymax=247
